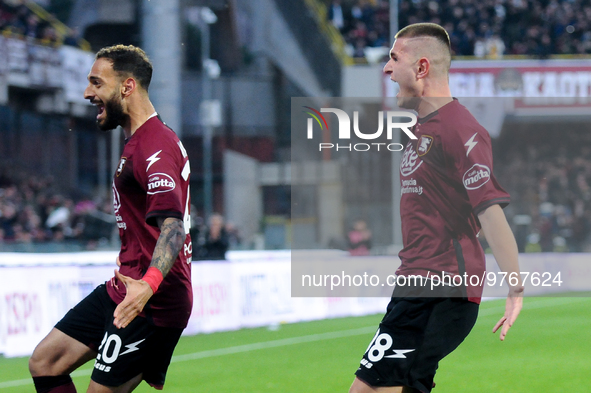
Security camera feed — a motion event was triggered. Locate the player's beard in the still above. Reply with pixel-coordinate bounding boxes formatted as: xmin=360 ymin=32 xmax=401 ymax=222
xmin=98 ymin=92 xmax=126 ymax=132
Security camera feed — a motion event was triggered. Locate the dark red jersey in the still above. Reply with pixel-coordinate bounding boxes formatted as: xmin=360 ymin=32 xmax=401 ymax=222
xmin=397 ymin=99 xmax=510 ymax=302
xmin=109 ymin=115 xmax=192 ymax=328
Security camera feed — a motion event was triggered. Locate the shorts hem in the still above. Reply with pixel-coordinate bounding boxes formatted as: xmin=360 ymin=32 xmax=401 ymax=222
xmin=54 ymin=325 xmax=99 ymax=352
xmin=355 ymin=371 xmax=428 ymax=392
xmin=147 ymin=382 xmax=164 ymax=390
xmin=91 ymin=375 xmax=165 ymax=390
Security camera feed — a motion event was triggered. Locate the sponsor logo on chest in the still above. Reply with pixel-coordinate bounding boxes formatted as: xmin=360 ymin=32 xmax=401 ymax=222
xmin=400 ymin=143 xmax=423 ymax=176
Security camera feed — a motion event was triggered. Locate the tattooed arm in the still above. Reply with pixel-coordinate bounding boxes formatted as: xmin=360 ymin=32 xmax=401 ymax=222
xmin=149 ymin=217 xmax=186 ymax=276
xmin=113 ymin=217 xmax=185 ymax=329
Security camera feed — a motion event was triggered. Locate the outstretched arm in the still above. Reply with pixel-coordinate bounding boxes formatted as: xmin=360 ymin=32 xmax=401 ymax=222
xmin=478 ymin=204 xmax=524 ymax=341
xmin=113 ymin=216 xmax=185 ymax=329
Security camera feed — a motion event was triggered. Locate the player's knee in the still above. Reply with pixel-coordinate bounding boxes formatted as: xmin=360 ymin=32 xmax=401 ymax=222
xmin=348 ymin=384 xmax=362 ymax=393
xmin=350 ymin=378 xmax=406 ymax=393
xmin=349 ymin=378 xmax=373 ymax=393
xmin=29 ymin=343 xmax=57 ymax=376
xmin=29 ymin=348 xmax=46 ymax=376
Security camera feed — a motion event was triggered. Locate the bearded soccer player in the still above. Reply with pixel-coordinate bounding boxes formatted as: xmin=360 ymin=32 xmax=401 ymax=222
xmin=349 ymin=24 xmax=524 ymax=393
xmin=29 ymin=45 xmax=192 ymax=393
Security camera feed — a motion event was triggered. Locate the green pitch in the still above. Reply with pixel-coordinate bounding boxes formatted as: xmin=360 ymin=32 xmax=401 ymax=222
xmin=1 ymin=295 xmax=590 ymax=392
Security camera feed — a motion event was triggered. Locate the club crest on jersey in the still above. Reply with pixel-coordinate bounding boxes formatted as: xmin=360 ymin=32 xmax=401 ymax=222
xmin=463 ymin=164 xmax=491 ymax=190
xmin=416 ymin=135 xmax=433 ymax=157
xmin=116 ymin=157 xmax=127 ymax=177
xmin=147 ymin=173 xmax=176 ymax=195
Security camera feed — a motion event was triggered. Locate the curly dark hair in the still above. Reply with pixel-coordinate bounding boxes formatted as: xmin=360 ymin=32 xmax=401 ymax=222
xmin=95 ymin=44 xmax=153 ymax=91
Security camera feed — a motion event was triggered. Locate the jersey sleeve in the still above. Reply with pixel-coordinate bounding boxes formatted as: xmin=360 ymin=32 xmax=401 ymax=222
xmin=445 ymin=125 xmax=510 ymax=215
xmin=134 ymin=136 xmax=184 ymax=227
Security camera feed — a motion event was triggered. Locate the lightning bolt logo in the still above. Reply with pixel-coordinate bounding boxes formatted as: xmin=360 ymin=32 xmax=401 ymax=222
xmin=119 ymin=339 xmax=145 ymax=356
xmin=146 ymin=150 xmax=162 ymax=172
xmin=384 ymin=349 xmax=415 ymax=359
xmin=464 ymin=133 xmax=478 ymax=157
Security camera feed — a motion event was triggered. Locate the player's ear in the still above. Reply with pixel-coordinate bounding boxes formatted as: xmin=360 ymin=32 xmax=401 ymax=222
xmin=121 ymin=77 xmax=136 ymax=97
xmin=416 ymin=57 xmax=430 ymax=80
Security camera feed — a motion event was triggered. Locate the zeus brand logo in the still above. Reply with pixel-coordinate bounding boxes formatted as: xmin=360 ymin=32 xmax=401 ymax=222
xmin=147 ymin=173 xmax=176 ymax=194
xmin=120 ymin=339 xmax=145 ymax=356
xmin=146 ymin=150 xmax=162 ymax=171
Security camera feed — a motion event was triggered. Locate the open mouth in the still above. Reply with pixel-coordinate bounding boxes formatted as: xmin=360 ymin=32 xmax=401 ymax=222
xmin=94 ymin=102 xmax=105 ymax=120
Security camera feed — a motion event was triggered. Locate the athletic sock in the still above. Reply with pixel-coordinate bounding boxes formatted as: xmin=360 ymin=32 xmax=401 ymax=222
xmin=32 ymin=375 xmax=77 ymax=393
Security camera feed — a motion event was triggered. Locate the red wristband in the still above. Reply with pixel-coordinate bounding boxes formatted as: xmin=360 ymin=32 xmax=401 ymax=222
xmin=142 ymin=267 xmax=163 ymax=293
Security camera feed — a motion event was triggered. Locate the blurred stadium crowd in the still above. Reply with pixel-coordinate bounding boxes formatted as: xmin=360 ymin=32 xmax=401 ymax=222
xmin=1 ymin=0 xmax=590 ymax=253
xmin=494 ymin=131 xmax=591 ymax=253
xmin=0 ymin=168 xmax=242 ymax=254
xmin=4 ymin=138 xmax=591 ymax=252
xmin=326 ymin=0 xmax=591 ymax=61
xmin=0 ymin=0 xmax=81 ymax=47
xmin=1 ymin=0 xmax=59 ymax=44
xmin=0 ymin=169 xmax=114 ymax=250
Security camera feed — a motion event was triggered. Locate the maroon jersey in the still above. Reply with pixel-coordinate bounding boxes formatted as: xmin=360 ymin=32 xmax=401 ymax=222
xmin=397 ymin=99 xmax=510 ymax=303
xmin=109 ymin=115 xmax=192 ymax=328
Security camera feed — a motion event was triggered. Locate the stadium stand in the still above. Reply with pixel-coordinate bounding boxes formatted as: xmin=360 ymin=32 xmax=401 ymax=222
xmin=1 ymin=0 xmax=589 ymax=253
xmin=0 ymin=0 xmax=88 ymax=49
xmin=325 ymin=0 xmax=591 ymax=62
xmin=0 ymin=166 xmax=245 ymax=253
xmin=0 ymin=168 xmax=114 ymax=250
xmin=494 ymin=128 xmax=591 ymax=253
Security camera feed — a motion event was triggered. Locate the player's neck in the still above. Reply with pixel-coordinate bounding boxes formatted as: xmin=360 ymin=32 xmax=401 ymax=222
xmin=416 ymin=97 xmax=453 ymax=118
xmin=123 ymin=96 xmax=156 ymax=138
xmin=416 ymin=78 xmax=452 ymax=117
xmin=416 ymin=81 xmax=452 ymax=117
